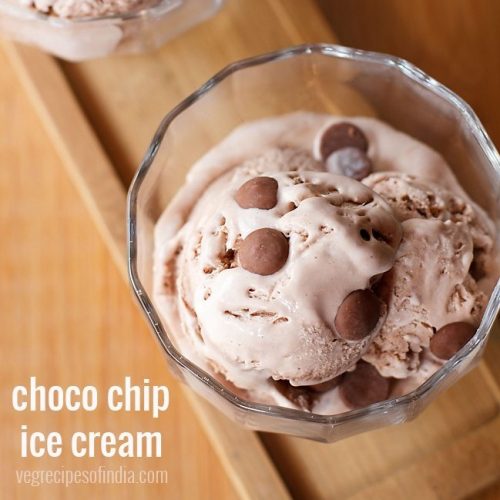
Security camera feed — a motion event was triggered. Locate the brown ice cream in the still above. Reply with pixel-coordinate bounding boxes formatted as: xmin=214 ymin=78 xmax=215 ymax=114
xmin=153 ymin=112 xmax=498 ymax=414
xmin=361 ymin=172 xmax=493 ymax=380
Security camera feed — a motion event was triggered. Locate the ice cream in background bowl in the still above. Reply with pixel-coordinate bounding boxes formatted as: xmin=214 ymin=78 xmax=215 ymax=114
xmin=0 ymin=0 xmax=222 ymax=61
xmin=17 ymin=0 xmax=162 ymax=18
xmin=128 ymin=45 xmax=500 ymax=442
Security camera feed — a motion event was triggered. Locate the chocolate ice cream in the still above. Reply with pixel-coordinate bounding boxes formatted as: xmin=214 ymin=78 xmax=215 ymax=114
xmin=153 ymin=112 xmax=498 ymax=414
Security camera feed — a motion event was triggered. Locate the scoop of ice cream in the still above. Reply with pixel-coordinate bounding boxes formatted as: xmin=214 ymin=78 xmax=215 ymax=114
xmin=360 ymin=171 xmax=494 ymax=380
xmin=362 ymin=218 xmax=486 ymax=378
xmin=159 ymin=160 xmax=402 ymax=397
xmin=363 ymin=172 xmax=494 ymax=260
xmin=19 ymin=0 xmax=159 ymax=17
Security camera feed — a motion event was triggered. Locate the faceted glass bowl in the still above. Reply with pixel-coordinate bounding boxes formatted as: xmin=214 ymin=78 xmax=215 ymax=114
xmin=128 ymin=44 xmax=500 ymax=442
xmin=0 ymin=0 xmax=222 ymax=61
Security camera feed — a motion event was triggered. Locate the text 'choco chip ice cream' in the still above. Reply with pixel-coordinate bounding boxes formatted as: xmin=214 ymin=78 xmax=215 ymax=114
xmin=153 ymin=112 xmax=498 ymax=415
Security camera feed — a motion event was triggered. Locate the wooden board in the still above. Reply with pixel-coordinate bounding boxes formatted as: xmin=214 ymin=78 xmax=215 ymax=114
xmin=4 ymin=0 xmax=500 ymax=498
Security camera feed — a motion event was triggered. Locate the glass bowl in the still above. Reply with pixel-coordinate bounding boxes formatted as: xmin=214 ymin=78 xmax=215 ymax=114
xmin=0 ymin=0 xmax=222 ymax=61
xmin=127 ymin=44 xmax=500 ymax=442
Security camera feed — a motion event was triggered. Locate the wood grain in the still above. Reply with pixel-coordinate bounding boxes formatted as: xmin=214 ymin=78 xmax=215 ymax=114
xmin=351 ymin=415 xmax=500 ymax=500
xmin=3 ymin=41 xmax=127 ymax=280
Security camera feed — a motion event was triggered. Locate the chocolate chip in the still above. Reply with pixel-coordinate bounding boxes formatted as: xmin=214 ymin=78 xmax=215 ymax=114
xmin=235 ymin=176 xmax=278 ymax=209
xmin=318 ymin=122 xmax=368 ymax=160
xmin=238 ymin=228 xmax=289 ymax=275
xmin=430 ymin=322 xmax=476 ymax=360
xmin=308 ymin=376 xmax=342 ymax=393
xmin=335 ymin=289 xmax=384 ymax=341
xmin=339 ymin=361 xmax=390 ymax=409
xmin=326 ymin=147 xmax=373 ymax=180
xmin=272 ymin=380 xmax=317 ymax=411
xmin=372 ymin=229 xmax=388 ymax=243
xmin=359 ymin=229 xmax=371 ymax=241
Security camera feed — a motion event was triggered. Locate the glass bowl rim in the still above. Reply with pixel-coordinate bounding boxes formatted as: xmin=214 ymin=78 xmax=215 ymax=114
xmin=0 ymin=0 xmax=190 ymax=24
xmin=127 ymin=43 xmax=500 ymax=426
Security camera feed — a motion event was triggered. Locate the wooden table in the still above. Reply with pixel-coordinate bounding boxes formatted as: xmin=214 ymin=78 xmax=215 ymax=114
xmin=1 ymin=1 xmax=499 ymax=498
